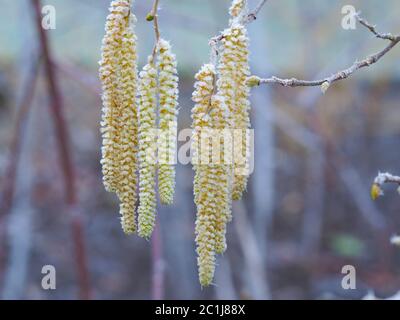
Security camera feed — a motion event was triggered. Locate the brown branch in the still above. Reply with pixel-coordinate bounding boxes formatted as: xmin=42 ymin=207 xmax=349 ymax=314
xmin=31 ymin=0 xmax=91 ymax=300
xmin=254 ymin=15 xmax=400 ymax=90
xmin=0 ymin=57 xmax=41 ymax=217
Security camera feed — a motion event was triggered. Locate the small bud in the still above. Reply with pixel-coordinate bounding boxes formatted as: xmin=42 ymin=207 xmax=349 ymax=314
xmin=321 ymin=81 xmax=330 ymax=94
xmin=146 ymin=13 xmax=154 ymax=21
xmin=246 ymin=75 xmax=261 ymax=87
xmin=370 ymin=183 xmax=382 ymax=200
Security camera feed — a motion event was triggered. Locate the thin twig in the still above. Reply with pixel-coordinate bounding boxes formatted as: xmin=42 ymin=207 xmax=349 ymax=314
xmin=356 ymin=14 xmax=398 ymax=41
xmin=254 ymin=15 xmax=400 ymax=90
xmin=371 ymin=172 xmax=400 ymax=200
xmin=209 ymin=0 xmax=269 ymax=57
xmin=149 ymin=0 xmax=161 ymax=59
xmin=374 ymin=172 xmax=400 ymax=186
xmin=152 ymin=0 xmax=161 ymax=41
xmin=243 ymin=0 xmax=268 ymax=24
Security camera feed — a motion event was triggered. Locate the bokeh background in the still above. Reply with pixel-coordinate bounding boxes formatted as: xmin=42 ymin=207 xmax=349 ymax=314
xmin=0 ymin=0 xmax=400 ymax=300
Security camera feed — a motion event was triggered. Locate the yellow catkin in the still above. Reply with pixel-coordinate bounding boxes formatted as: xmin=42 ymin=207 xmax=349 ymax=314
xmin=157 ymin=39 xmax=179 ymax=205
xmin=209 ymin=95 xmax=230 ymax=255
xmin=192 ymin=64 xmax=216 ymax=210
xmin=216 ymin=27 xmax=235 ymax=212
xmin=99 ymin=0 xmax=131 ymax=193
xmin=116 ymin=9 xmax=139 ymax=234
xmin=218 ymin=23 xmax=251 ymax=201
xmin=231 ymin=25 xmax=251 ymax=200
xmin=229 ymin=0 xmax=246 ymax=19
xmin=192 ymin=64 xmax=217 ymax=286
xmin=138 ymin=57 xmax=158 ymax=239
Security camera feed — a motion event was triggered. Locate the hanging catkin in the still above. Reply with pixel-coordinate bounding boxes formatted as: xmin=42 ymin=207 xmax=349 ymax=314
xmin=100 ymin=0 xmax=180 ymax=237
xmin=216 ymin=27 xmax=237 ymax=211
xmin=116 ymin=9 xmax=139 ymax=234
xmin=209 ymin=95 xmax=231 ymax=255
xmin=192 ymin=64 xmax=231 ymax=285
xmin=218 ymin=1 xmax=251 ymax=201
xmin=99 ymin=0 xmax=131 ymax=193
xmin=138 ymin=57 xmax=158 ymax=238
xmin=157 ymin=39 xmax=179 ymax=205
xmin=231 ymin=24 xmax=251 ymax=201
xmin=192 ymin=64 xmax=217 ymax=286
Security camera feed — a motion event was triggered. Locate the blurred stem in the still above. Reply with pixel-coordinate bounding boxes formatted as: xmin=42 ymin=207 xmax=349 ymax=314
xmin=31 ymin=0 xmax=91 ymax=300
xmin=151 ymin=221 xmax=165 ymax=300
xmin=148 ymin=1 xmax=164 ymax=298
xmin=0 ymin=55 xmax=41 ymax=289
xmin=0 ymin=57 xmax=41 ymax=217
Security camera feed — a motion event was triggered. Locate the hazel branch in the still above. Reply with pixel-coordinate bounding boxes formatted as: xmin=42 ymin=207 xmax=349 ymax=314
xmin=250 ymin=14 xmax=400 ymax=92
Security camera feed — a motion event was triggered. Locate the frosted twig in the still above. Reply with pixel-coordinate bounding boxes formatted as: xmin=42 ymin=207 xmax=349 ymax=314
xmin=252 ymin=14 xmax=400 ymax=92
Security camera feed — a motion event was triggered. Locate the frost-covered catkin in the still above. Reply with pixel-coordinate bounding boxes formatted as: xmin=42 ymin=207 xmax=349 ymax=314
xmin=192 ymin=64 xmax=216 ymax=211
xmin=231 ymin=25 xmax=251 ymax=201
xmin=217 ymin=27 xmax=237 ymax=208
xmin=157 ymin=39 xmax=179 ymax=205
xmin=116 ymin=10 xmax=139 ymax=234
xmin=99 ymin=0 xmax=131 ymax=193
xmin=218 ymin=23 xmax=251 ymax=201
xmin=209 ymin=96 xmax=231 ymax=255
xmin=192 ymin=64 xmax=218 ymax=286
xmin=138 ymin=58 xmax=158 ymax=238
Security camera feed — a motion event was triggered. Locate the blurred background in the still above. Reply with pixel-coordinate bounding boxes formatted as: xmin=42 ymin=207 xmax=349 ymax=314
xmin=0 ymin=0 xmax=400 ymax=300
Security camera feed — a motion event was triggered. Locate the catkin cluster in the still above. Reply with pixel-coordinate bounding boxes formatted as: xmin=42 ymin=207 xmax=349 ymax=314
xmin=192 ymin=64 xmax=232 ymax=286
xmin=100 ymin=0 xmax=138 ymax=233
xmin=100 ymin=0 xmax=179 ymax=237
xmin=192 ymin=0 xmax=252 ymax=286
xmin=137 ymin=40 xmax=179 ymax=238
